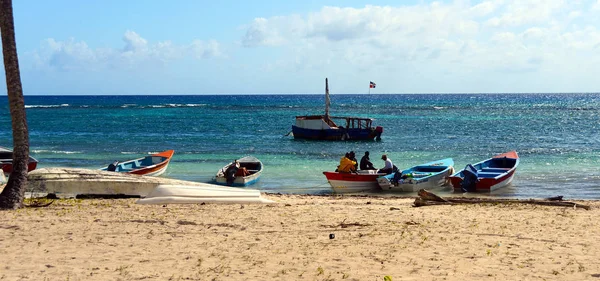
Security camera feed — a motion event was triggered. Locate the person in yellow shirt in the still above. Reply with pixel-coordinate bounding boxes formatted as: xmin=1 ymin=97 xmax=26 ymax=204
xmin=337 ymin=152 xmax=357 ymax=173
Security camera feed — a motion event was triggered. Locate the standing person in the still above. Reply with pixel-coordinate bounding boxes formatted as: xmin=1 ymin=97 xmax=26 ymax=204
xmin=378 ymin=154 xmax=394 ymax=174
xmin=360 ymin=151 xmax=376 ymax=170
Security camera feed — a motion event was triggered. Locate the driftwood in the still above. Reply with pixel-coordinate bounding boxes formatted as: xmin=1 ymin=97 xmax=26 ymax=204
xmin=414 ymin=189 xmax=590 ymax=210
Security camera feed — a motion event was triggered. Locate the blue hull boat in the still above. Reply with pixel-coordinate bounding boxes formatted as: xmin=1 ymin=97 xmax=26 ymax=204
xmin=291 ymin=78 xmax=383 ymax=141
xmin=377 ymin=158 xmax=454 ymax=192
xmin=292 ymin=116 xmax=383 ymax=141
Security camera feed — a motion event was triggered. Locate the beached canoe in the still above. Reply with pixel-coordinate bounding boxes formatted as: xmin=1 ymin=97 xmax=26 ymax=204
xmin=136 ymin=184 xmax=274 ymax=204
xmin=377 ymin=158 xmax=454 ymax=192
xmin=449 ymin=151 xmax=519 ymax=192
xmin=214 ymin=156 xmax=263 ymax=187
xmin=0 ymin=146 xmax=39 ymax=174
xmin=99 ymin=150 xmax=174 ymax=177
xmin=323 ymin=170 xmax=387 ymax=193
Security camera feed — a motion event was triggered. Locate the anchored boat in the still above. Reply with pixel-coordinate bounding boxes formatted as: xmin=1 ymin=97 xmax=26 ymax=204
xmin=291 ymin=78 xmax=383 ymax=141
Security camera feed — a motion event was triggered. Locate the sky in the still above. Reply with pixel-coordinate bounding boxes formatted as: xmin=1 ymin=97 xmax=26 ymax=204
xmin=1 ymin=0 xmax=600 ymax=95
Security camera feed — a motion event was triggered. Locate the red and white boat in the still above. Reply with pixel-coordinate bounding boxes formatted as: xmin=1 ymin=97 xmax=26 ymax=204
xmin=99 ymin=150 xmax=174 ymax=177
xmin=0 ymin=146 xmax=39 ymax=174
xmin=323 ymin=170 xmax=386 ymax=193
xmin=449 ymin=151 xmax=519 ymax=192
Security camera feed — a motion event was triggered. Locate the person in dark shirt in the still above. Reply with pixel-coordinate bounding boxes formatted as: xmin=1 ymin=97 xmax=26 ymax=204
xmin=360 ymin=151 xmax=376 ymax=170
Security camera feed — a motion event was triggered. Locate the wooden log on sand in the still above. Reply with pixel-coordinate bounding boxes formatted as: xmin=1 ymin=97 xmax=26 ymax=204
xmin=413 ymin=189 xmax=590 ymax=210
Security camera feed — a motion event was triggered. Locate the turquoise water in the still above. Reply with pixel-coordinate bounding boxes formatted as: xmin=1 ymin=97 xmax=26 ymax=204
xmin=1 ymin=94 xmax=599 ymax=199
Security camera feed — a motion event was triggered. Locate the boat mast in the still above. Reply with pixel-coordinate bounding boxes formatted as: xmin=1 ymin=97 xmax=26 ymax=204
xmin=325 ymin=78 xmax=330 ymax=121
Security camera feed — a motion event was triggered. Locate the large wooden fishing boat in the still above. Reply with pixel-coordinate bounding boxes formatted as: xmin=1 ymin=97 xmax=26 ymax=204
xmin=291 ymin=78 xmax=383 ymax=141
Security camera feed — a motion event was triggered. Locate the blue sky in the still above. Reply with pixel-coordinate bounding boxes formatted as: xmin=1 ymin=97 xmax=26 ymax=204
xmin=2 ymin=0 xmax=600 ymax=95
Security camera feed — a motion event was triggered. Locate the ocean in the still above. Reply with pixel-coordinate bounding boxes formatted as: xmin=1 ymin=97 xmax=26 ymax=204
xmin=1 ymin=93 xmax=599 ymax=199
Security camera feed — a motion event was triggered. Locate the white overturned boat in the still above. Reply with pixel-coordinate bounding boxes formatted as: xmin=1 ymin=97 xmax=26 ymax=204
xmin=137 ymin=184 xmax=274 ymax=204
xmin=27 ymin=167 xmax=274 ymax=204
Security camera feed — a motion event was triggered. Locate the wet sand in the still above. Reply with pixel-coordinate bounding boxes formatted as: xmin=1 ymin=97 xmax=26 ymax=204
xmin=1 ymin=193 xmax=599 ymax=280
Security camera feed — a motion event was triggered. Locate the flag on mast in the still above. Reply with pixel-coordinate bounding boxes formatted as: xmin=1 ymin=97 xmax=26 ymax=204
xmin=325 ymin=78 xmax=330 ymax=119
xmin=369 ymin=81 xmax=376 ymax=88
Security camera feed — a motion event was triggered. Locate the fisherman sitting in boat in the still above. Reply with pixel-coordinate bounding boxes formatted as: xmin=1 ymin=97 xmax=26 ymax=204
xmin=225 ymin=160 xmax=240 ymax=185
xmin=337 ymin=152 xmax=357 ymax=173
xmin=377 ymin=154 xmax=394 ymax=174
xmin=235 ymin=166 xmax=250 ymax=177
xmin=348 ymin=151 xmax=358 ymax=170
xmin=360 ymin=151 xmax=376 ymax=170
xmin=107 ymin=160 xmax=119 ymax=172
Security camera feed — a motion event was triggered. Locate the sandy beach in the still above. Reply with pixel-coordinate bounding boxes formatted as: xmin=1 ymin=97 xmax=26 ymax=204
xmin=1 ymin=193 xmax=599 ymax=281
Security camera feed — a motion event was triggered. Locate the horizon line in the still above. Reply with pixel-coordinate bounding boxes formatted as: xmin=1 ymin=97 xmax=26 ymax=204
xmin=2 ymin=92 xmax=600 ymax=96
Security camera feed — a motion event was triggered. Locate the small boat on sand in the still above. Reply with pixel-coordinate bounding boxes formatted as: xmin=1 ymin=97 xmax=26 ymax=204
xmin=0 ymin=146 xmax=39 ymax=174
xmin=26 ymin=167 xmax=274 ymax=204
xmin=377 ymin=158 xmax=454 ymax=192
xmin=323 ymin=170 xmax=387 ymax=193
xmin=137 ymin=184 xmax=274 ymax=204
xmin=449 ymin=151 xmax=519 ymax=192
xmin=99 ymin=150 xmax=174 ymax=177
xmin=291 ymin=78 xmax=383 ymax=141
xmin=28 ymin=167 xmax=204 ymax=198
xmin=214 ymin=156 xmax=263 ymax=187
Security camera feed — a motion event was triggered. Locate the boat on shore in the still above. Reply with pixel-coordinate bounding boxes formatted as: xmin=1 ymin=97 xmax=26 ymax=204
xmin=291 ymin=78 xmax=383 ymax=141
xmin=137 ymin=184 xmax=274 ymax=204
xmin=99 ymin=150 xmax=174 ymax=177
xmin=27 ymin=167 xmax=205 ymax=198
xmin=0 ymin=146 xmax=39 ymax=174
xmin=323 ymin=170 xmax=387 ymax=193
xmin=377 ymin=158 xmax=454 ymax=192
xmin=214 ymin=156 xmax=263 ymax=187
xmin=449 ymin=151 xmax=519 ymax=192
xmin=26 ymin=167 xmax=274 ymax=204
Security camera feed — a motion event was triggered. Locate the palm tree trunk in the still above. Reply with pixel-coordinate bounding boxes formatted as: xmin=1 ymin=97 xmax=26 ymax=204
xmin=0 ymin=0 xmax=30 ymax=209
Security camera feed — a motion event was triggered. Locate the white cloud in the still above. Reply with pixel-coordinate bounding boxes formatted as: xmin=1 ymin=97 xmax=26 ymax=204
xmin=190 ymin=39 xmax=224 ymax=59
xmin=468 ymin=1 xmax=498 ymax=17
xmin=242 ymin=17 xmax=291 ymax=47
xmin=593 ymin=0 xmax=600 ymax=11
xmin=568 ymin=10 xmax=583 ymax=19
xmin=23 ymin=0 xmax=600 ymax=93
xmin=237 ymin=0 xmax=600 ymax=81
xmin=485 ymin=0 xmax=567 ymax=27
xmin=32 ymin=31 xmax=224 ymax=72
xmin=122 ymin=30 xmax=147 ymax=52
